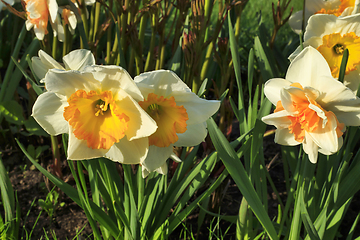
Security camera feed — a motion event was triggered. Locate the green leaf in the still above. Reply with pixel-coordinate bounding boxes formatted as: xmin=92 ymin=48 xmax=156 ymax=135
xmin=299 ymin=189 xmax=321 ymax=240
xmin=207 ymin=118 xmax=279 ymax=240
xmin=16 ymin=139 xmax=122 ymax=238
xmin=0 ymin=100 xmax=25 ymax=125
xmin=24 ymin=116 xmax=48 ymax=136
xmin=338 ymin=48 xmax=349 ymax=83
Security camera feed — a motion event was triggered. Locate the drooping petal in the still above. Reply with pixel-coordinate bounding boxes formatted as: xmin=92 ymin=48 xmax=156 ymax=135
xmin=46 ymin=0 xmax=58 ymax=23
xmin=104 ymin=137 xmax=149 ymax=164
xmin=32 ymin=92 xmax=69 ymax=135
xmin=63 ymin=49 xmax=95 ymax=71
xmin=308 ymin=111 xmax=341 ymax=153
xmin=174 ymin=122 xmax=208 ymax=146
xmin=141 ymin=145 xmax=174 ymax=173
xmin=302 ymin=132 xmax=319 ymax=163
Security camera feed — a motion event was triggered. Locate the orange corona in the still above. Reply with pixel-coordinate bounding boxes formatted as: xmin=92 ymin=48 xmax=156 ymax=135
xmin=139 ymin=93 xmax=189 ymax=147
xmin=274 ymin=83 xmax=345 ymax=142
xmin=64 ymin=90 xmax=129 ymax=149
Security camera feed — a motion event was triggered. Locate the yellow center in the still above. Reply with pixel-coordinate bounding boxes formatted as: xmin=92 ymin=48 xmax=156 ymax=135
xmin=315 ymin=0 xmax=355 ymax=16
xmin=317 ymin=32 xmax=360 ymax=78
xmin=63 ymin=90 xmax=129 ymax=149
xmin=274 ymin=83 xmax=344 ymax=143
xmin=138 ymin=93 xmax=189 ymax=148
xmin=24 ymin=0 xmax=49 ymax=31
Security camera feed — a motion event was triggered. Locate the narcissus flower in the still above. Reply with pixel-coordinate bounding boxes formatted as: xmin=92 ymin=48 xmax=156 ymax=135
xmin=289 ymin=13 xmax=360 ymax=92
xmin=24 ymin=0 xmax=64 ymax=41
xmin=32 ymin=65 xmax=157 ymax=163
xmin=59 ymin=0 xmax=95 ymax=34
xmin=262 ymin=46 xmax=360 ymax=163
xmin=289 ymin=0 xmax=360 ymax=34
xmin=32 ymin=49 xmax=95 ymax=80
xmin=134 ymin=70 xmax=220 ymax=177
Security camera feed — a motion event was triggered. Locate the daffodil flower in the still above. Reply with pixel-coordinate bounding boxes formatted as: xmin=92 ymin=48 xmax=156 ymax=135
xmin=0 ymin=0 xmax=14 ymax=11
xmin=289 ymin=13 xmax=360 ymax=92
xmin=24 ymin=0 xmax=64 ymax=41
xmin=32 ymin=49 xmax=95 ymax=81
xmin=32 ymin=65 xmax=158 ymax=163
xmin=59 ymin=0 xmax=95 ymax=34
xmin=262 ymin=46 xmax=360 ymax=163
xmin=134 ymin=70 xmax=220 ymax=177
xmin=289 ymin=0 xmax=360 ymax=34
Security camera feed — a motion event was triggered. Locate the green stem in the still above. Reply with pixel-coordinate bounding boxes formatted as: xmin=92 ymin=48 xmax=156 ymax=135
xmin=0 ymin=24 xmax=27 ymax=102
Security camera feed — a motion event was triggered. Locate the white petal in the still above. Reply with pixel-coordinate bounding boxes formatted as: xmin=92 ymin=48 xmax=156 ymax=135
xmin=308 ymin=112 xmax=339 ymax=153
xmin=286 ymin=46 xmax=332 ymax=87
xmin=261 ymin=110 xmax=292 ymax=129
xmin=32 ymin=50 xmax=64 ymax=80
xmin=32 ymin=92 xmax=69 ymax=135
xmin=302 ymin=132 xmax=319 ymax=163
xmin=34 ymin=26 xmax=46 ymax=41
xmin=46 ymin=0 xmax=58 ymax=23
xmin=44 ymin=70 xmax=100 ymax=98
xmin=67 ymin=131 xmax=108 ymax=160
xmin=135 ymin=70 xmax=191 ymax=98
xmin=49 ymin=15 xmax=65 ymax=42
xmin=25 ymin=20 xmax=34 ymax=31
xmin=174 ymin=122 xmax=207 ymax=147
xmin=141 ymin=145 xmax=173 ymax=173
xmin=274 ymin=128 xmax=300 ymax=146
xmin=142 ymin=162 xmax=168 ymax=178
xmin=63 ymin=49 xmax=95 ymax=71
xmin=264 ymin=78 xmax=292 ymax=106
xmin=116 ymin=90 xmax=157 ymax=140
xmin=104 ymin=137 xmax=148 ymax=164
xmin=85 ymin=65 xmax=144 ymax=101
xmin=175 ymin=93 xmax=220 ymax=125
xmin=280 ymin=87 xmax=306 ymax=115
xmin=343 ymin=69 xmax=360 ymax=93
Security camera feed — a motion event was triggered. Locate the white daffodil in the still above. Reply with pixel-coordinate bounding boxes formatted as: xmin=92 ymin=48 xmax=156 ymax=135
xmin=262 ymin=46 xmax=360 ymax=163
xmin=59 ymin=0 xmax=95 ymax=34
xmin=32 ymin=65 xmax=158 ymax=163
xmin=32 ymin=49 xmax=95 ymax=80
xmin=289 ymin=0 xmax=360 ymax=34
xmin=0 ymin=0 xmax=14 ymax=11
xmin=24 ymin=0 xmax=64 ymax=41
xmin=289 ymin=13 xmax=360 ymax=92
xmin=134 ymin=70 xmax=220 ymax=177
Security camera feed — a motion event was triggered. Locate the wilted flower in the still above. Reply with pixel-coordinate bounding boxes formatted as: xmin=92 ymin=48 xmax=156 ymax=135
xmin=23 ymin=0 xmax=64 ymax=41
xmin=134 ymin=70 xmax=220 ymax=177
xmin=32 ymin=65 xmax=157 ymax=163
xmin=32 ymin=49 xmax=95 ymax=80
xmin=262 ymin=46 xmax=360 ymax=163
xmin=289 ymin=0 xmax=360 ymax=34
xmin=289 ymin=13 xmax=360 ymax=92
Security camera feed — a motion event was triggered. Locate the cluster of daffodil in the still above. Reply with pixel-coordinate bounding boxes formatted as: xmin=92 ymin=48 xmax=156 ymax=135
xmin=262 ymin=0 xmax=360 ymax=163
xmin=31 ymin=49 xmax=220 ymax=177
